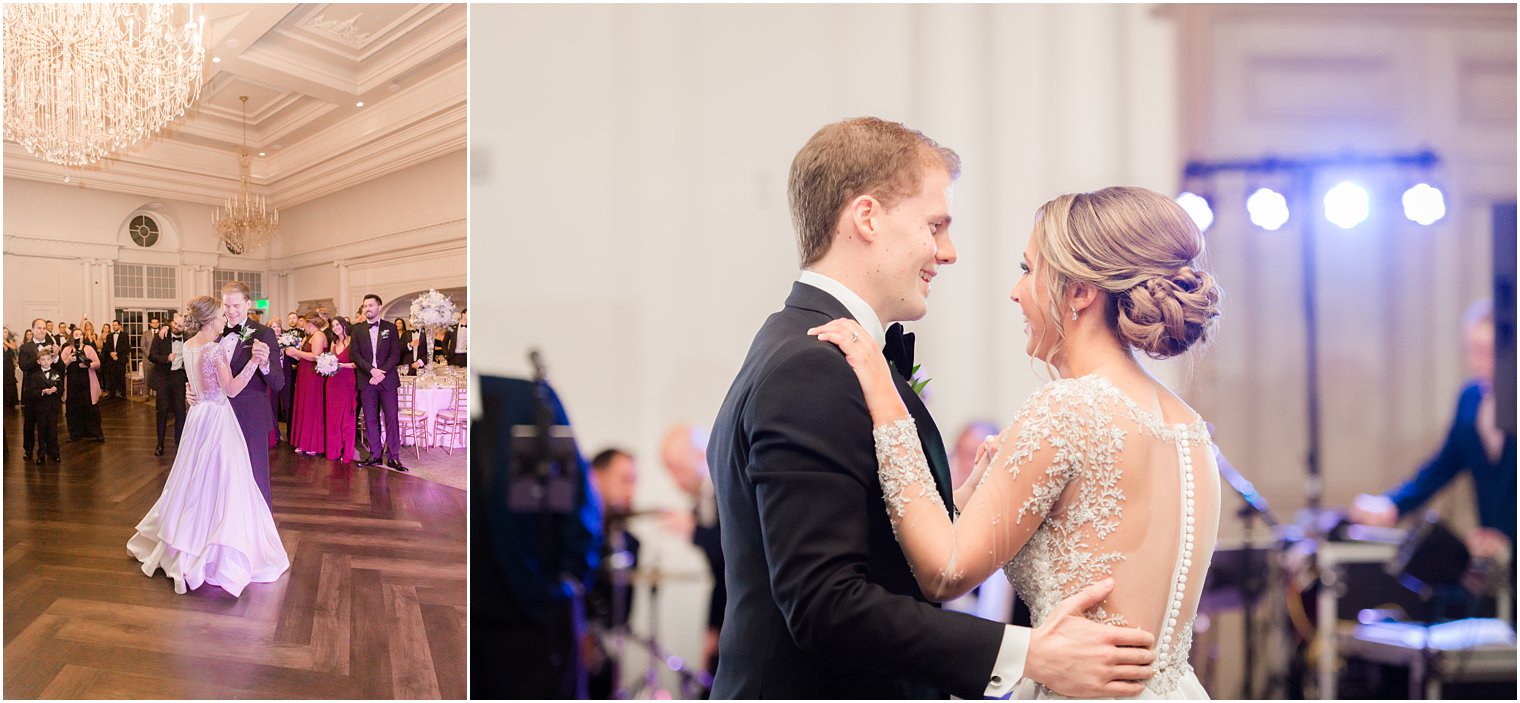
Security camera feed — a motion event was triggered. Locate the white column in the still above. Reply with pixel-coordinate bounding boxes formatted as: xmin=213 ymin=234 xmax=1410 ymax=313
xmin=102 ymin=261 xmax=116 ymax=321
xmin=274 ymin=270 xmax=291 ymax=319
xmin=335 ymin=260 xmax=351 ymax=318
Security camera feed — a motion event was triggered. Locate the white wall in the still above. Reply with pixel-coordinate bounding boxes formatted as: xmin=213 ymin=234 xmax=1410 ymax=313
xmin=5 ymin=149 xmax=466 ymax=333
xmin=472 ymin=3 xmax=1181 ymax=692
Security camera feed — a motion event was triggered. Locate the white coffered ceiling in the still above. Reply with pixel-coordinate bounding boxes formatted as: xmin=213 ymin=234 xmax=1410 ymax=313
xmin=3 ymin=3 xmax=467 ymax=208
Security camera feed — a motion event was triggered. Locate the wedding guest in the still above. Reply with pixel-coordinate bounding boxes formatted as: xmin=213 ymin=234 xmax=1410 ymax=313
xmin=443 ymin=308 xmax=468 ymax=367
xmin=586 ymin=447 xmax=640 ymax=699
xmin=432 ymin=325 xmax=447 ymax=365
xmin=101 ymin=321 xmax=129 ymax=398
xmin=324 ymin=317 xmax=359 ymax=463
xmin=141 ymin=317 xmax=162 ymax=394
xmin=268 ymin=320 xmax=284 ymax=445
xmin=656 ymin=424 xmax=725 ymax=675
xmin=285 ymin=314 xmax=327 ymax=456
xmin=281 ymin=319 xmax=302 ymax=443
xmin=19 ymin=319 xmax=52 ymax=460
xmin=354 ymin=294 xmax=406 ymax=472
xmin=61 ymin=327 xmax=104 ymax=442
xmin=396 ymin=318 xmax=422 ymax=376
xmin=44 ymin=320 xmax=57 ymax=344
xmin=4 ymin=327 xmax=18 ymax=409
xmin=22 ymin=347 xmax=63 ymax=465
xmin=148 ymin=316 xmax=188 ymax=455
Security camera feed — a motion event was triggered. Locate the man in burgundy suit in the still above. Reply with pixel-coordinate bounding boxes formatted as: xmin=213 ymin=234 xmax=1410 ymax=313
xmin=353 ymin=293 xmax=407 ymax=472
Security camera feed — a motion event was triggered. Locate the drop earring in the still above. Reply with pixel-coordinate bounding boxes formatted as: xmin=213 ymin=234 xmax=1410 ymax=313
xmin=1070 ymin=308 xmax=1078 ymax=321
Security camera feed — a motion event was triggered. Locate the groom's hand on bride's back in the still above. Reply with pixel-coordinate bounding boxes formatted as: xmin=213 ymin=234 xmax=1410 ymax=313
xmin=1024 ymin=578 xmax=1155 ymax=698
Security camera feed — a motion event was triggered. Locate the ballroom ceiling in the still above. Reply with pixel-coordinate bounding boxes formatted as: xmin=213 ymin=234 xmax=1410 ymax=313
xmin=3 ymin=3 xmax=467 ymax=208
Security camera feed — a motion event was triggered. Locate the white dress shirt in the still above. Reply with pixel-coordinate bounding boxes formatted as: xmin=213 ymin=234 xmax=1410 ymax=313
xmin=369 ymin=323 xmax=381 ymax=369
xmin=797 ymin=270 xmax=1030 ymax=698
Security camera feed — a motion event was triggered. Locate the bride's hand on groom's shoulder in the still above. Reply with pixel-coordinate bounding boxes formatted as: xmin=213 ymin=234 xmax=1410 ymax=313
xmin=1025 ymin=579 xmax=1155 ymax=698
xmin=807 ymin=318 xmax=904 ymax=422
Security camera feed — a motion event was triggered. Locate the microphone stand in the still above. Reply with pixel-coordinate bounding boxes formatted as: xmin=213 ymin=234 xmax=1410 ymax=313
xmin=1210 ymin=425 xmax=1280 ymax=699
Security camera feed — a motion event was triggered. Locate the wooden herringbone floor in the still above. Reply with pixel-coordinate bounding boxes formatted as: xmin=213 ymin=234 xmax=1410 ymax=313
xmin=3 ymin=396 xmax=467 ymax=699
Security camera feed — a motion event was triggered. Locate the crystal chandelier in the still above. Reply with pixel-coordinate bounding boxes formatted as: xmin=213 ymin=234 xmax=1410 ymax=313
xmin=213 ymin=96 xmax=279 ymax=255
xmin=3 ymin=3 xmax=204 ymax=167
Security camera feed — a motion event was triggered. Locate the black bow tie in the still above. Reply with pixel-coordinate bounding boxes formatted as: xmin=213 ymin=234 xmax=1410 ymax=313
xmin=883 ymin=323 xmax=916 ymax=379
xmin=222 ymin=324 xmax=244 ymax=337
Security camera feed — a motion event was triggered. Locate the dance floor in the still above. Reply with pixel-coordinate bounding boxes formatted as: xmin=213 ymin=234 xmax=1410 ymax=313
xmin=2 ymin=396 xmax=467 ymax=699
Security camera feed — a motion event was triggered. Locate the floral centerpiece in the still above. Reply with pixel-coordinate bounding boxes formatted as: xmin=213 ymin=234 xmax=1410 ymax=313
xmin=315 ymin=352 xmax=339 ymax=377
xmin=408 ymin=289 xmax=458 ymax=372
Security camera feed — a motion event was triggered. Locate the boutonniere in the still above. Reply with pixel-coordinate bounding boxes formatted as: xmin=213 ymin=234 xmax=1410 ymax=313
xmin=238 ymin=326 xmax=257 ymax=347
xmin=381 ymin=329 xmax=392 ymax=339
xmin=909 ymin=363 xmax=931 ymax=396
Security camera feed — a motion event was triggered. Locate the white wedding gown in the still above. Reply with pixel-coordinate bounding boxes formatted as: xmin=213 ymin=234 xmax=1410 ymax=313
xmin=128 ymin=342 xmax=290 ymax=596
xmin=873 ymin=375 xmax=1218 ymax=699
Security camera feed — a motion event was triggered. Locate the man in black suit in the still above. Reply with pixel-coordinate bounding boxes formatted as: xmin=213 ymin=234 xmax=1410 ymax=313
xmin=353 ymin=293 xmax=407 ymax=472
xmin=101 ymin=320 xmax=129 ymax=398
xmin=148 ymin=315 xmax=188 ymax=455
xmin=218 ymin=281 xmax=284 ymax=508
xmin=708 ymin=118 xmax=1154 ymax=699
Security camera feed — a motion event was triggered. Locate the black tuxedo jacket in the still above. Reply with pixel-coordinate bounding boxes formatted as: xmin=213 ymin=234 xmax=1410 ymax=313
xmin=221 ymin=320 xmax=284 ymax=435
xmin=353 ymin=319 xmax=402 ymax=390
xmin=147 ymin=332 xmax=188 ymax=391
xmin=102 ymin=331 xmax=128 ymax=364
xmin=707 ymin=282 xmax=1003 ymax=699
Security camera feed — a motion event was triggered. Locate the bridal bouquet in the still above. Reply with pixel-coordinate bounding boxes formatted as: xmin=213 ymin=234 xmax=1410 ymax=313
xmin=315 ymin=352 xmax=339 ymax=377
xmin=277 ymin=331 xmax=301 ymax=349
xmin=408 ymin=289 xmax=458 ymax=330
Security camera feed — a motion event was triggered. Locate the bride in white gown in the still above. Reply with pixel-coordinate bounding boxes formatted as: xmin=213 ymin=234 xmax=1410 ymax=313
xmin=812 ymin=186 xmax=1223 ymax=699
xmin=128 ymin=296 xmax=290 ymax=596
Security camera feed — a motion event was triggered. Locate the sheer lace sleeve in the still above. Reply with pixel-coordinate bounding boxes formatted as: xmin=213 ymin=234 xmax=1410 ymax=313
xmin=873 ymin=380 xmax=1101 ymax=602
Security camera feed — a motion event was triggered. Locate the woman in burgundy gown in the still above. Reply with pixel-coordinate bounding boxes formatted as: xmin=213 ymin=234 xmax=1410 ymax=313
xmin=324 ymin=318 xmax=359 ymax=463
xmin=284 ymin=315 xmax=326 ymax=456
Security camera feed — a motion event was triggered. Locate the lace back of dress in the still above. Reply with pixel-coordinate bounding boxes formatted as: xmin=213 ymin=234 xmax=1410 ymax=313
xmin=190 ymin=343 xmax=224 ymax=401
xmin=1001 ymin=377 xmax=1221 ymax=694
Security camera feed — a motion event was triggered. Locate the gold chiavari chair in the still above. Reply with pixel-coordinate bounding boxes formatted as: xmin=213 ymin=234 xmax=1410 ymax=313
xmin=432 ymin=375 xmax=468 ymax=455
xmin=397 ymin=375 xmax=431 ymax=460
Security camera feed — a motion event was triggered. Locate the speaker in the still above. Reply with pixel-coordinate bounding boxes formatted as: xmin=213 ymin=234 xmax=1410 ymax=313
xmin=1493 ymin=202 xmax=1516 ymax=433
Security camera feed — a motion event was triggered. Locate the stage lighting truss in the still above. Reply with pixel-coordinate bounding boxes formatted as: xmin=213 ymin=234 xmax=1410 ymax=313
xmin=1178 ymin=149 xmax=1443 ymax=233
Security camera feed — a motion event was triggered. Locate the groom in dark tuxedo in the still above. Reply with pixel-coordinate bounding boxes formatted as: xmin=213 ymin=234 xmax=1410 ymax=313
xmin=353 ymin=293 xmax=407 ymax=472
xmin=218 ymin=281 xmax=283 ymax=508
xmin=709 ymin=118 xmax=1155 ymax=699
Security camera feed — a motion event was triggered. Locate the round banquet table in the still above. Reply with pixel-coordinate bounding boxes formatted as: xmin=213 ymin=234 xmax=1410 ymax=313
xmin=401 ymin=375 xmax=467 ymax=449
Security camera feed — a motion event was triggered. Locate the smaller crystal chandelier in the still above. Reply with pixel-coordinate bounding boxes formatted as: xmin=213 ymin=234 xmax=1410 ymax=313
xmin=213 ymin=96 xmax=279 ymax=255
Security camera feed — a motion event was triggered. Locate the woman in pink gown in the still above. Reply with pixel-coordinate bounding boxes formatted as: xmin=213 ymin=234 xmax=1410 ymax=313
xmin=284 ymin=315 xmax=326 ymax=456
xmin=324 ymin=318 xmax=359 ymax=462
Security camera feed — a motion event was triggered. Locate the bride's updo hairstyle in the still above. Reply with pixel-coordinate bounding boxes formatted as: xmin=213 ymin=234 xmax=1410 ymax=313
xmin=181 ymin=295 xmax=220 ymax=336
xmin=1031 ymin=186 xmax=1221 ymax=361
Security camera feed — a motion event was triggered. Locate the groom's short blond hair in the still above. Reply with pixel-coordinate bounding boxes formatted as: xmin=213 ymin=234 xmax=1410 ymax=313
xmin=220 ymin=280 xmax=252 ymax=300
xmin=788 ymin=117 xmax=960 ymax=268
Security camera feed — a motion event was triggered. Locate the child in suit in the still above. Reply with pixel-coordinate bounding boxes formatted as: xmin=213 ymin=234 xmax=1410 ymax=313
xmin=23 ymin=351 xmax=63 ymax=464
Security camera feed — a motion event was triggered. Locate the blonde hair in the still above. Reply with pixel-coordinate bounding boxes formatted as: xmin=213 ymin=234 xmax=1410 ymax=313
xmin=220 ymin=280 xmax=252 ymax=301
xmin=181 ymin=296 xmax=220 ymax=336
xmin=1031 ymin=186 xmax=1222 ymax=362
xmin=789 ymin=117 xmax=960 ymax=267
